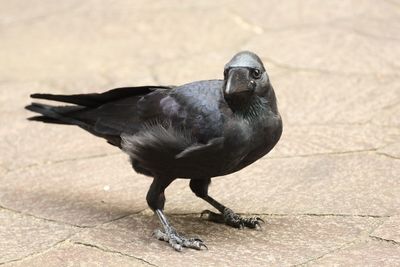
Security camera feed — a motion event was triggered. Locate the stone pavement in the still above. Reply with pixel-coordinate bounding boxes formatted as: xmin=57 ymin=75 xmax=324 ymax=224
xmin=1 ymin=1 xmax=399 ymax=266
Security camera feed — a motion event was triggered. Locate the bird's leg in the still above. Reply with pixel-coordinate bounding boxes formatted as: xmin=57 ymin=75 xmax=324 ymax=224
xmin=190 ymin=178 xmax=263 ymax=229
xmin=200 ymin=196 xmax=263 ymax=229
xmin=147 ymin=177 xmax=206 ymax=251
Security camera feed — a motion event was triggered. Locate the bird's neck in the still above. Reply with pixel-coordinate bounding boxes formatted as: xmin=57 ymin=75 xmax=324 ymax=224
xmin=229 ymin=84 xmax=279 ymax=120
xmin=230 ymin=96 xmax=266 ymax=120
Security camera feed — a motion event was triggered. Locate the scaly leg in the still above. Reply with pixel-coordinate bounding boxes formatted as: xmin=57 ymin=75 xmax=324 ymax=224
xmin=147 ymin=177 xmax=207 ymax=251
xmin=190 ymin=178 xmax=263 ymax=229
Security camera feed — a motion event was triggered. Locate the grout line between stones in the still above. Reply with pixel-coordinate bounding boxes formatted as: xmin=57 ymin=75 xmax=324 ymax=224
xmin=292 ymin=217 xmax=387 ymax=266
xmin=266 ymin=148 xmax=378 ymax=160
xmin=0 ymin=234 xmax=78 ymax=266
xmin=0 ymin=203 xmax=88 ymax=229
xmin=3 ymin=151 xmax=121 ymax=175
xmin=376 ymin=152 xmax=400 ymax=160
xmin=167 ymin=212 xmax=391 ymax=219
xmin=369 ymin=236 xmax=400 ymax=246
xmin=73 ymin=241 xmax=158 ymax=267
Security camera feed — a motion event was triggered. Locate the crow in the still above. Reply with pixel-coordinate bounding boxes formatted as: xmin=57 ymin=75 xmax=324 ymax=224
xmin=26 ymin=51 xmax=283 ymax=251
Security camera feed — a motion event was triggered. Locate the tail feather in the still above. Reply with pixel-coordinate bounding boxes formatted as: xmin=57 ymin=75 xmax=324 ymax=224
xmin=30 ymin=93 xmax=97 ymax=107
xmin=26 ymin=86 xmax=173 ymax=147
xmin=25 ymin=103 xmax=88 ymax=127
xmin=28 ymin=116 xmax=70 ymax=124
xmin=30 ymin=86 xmax=169 ymax=107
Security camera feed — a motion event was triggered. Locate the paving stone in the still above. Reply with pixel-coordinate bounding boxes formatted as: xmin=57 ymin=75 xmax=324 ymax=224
xmin=0 ymin=80 xmax=126 ymax=171
xmin=308 ymin=239 xmax=400 ymax=266
xmin=0 ymin=166 xmax=7 ymax=178
xmin=370 ymin=216 xmax=400 ymax=244
xmin=378 ymin=142 xmax=400 ymax=159
xmin=0 ymin=1 xmax=250 ymax=84
xmin=0 ymin=116 xmax=118 ymax=171
xmin=270 ymin=124 xmax=400 ymax=158
xmin=1 ymin=0 xmax=399 ymax=265
xmin=6 ymin=242 xmax=151 ymax=267
xmin=272 ymin=73 xmax=400 ymax=126
xmin=71 ymin=213 xmax=381 ymax=266
xmin=371 ymin=102 xmax=400 ymax=127
xmin=0 ymin=155 xmax=150 ymax=226
xmin=227 ymin=0 xmax=400 ymax=35
xmin=246 ymin=22 xmax=400 ymax=75
xmin=165 ymin=153 xmax=400 ymax=216
xmin=0 ymin=209 xmax=78 ymax=264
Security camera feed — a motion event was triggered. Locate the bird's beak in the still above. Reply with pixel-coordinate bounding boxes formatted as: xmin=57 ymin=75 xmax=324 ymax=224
xmin=224 ymin=68 xmax=253 ymax=97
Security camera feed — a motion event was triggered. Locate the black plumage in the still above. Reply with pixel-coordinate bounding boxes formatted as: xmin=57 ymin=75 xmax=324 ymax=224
xmin=26 ymin=51 xmax=282 ymax=251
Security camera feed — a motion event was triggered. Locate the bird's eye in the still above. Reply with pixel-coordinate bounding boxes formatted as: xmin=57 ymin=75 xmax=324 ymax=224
xmin=252 ymin=69 xmax=262 ymax=79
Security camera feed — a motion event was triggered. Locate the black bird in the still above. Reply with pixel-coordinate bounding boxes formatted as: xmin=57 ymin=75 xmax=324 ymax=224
xmin=26 ymin=51 xmax=282 ymax=251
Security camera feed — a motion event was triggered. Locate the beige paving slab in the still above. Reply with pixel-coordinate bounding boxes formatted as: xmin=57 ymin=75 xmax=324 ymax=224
xmin=5 ymin=242 xmax=151 ymax=267
xmin=371 ymin=102 xmax=400 ymax=127
xmin=0 ymin=1 xmax=251 ymax=84
xmin=165 ymin=153 xmax=400 ymax=216
xmin=0 ymin=166 xmax=6 ymax=178
xmin=71 ymin=213 xmax=381 ymax=266
xmin=270 ymin=124 xmax=400 ymax=158
xmin=227 ymin=0 xmax=400 ymax=34
xmin=0 ymin=209 xmax=79 ymax=264
xmin=0 ymin=154 xmax=150 ymax=226
xmin=308 ymin=239 xmax=400 ymax=266
xmin=0 ymin=80 xmax=124 ymax=170
xmin=0 ymin=117 xmax=118 ymax=171
xmin=272 ymin=73 xmax=400 ymax=126
xmin=378 ymin=142 xmax=400 ymax=159
xmin=246 ymin=23 xmax=400 ymax=75
xmin=0 ymin=0 xmax=399 ymax=265
xmin=370 ymin=216 xmax=400 ymax=244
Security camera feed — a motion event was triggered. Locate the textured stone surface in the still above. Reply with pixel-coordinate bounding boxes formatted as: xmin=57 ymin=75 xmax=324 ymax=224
xmin=165 ymin=154 xmax=400 ymax=216
xmin=71 ymin=214 xmax=381 ymax=266
xmin=0 ymin=155 xmax=149 ymax=226
xmin=378 ymin=142 xmax=400 ymax=159
xmin=0 ymin=0 xmax=399 ymax=265
xmin=0 ymin=209 xmax=78 ymax=264
xmin=270 ymin=124 xmax=400 ymax=158
xmin=0 ymin=82 xmax=118 ymax=170
xmin=272 ymin=73 xmax=400 ymax=126
xmin=6 ymin=242 xmax=151 ymax=267
xmin=371 ymin=216 xmax=400 ymax=244
xmin=308 ymin=240 xmax=400 ymax=266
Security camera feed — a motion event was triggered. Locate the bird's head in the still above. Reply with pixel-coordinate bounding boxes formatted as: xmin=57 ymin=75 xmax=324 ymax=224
xmin=223 ymin=51 xmax=270 ymax=105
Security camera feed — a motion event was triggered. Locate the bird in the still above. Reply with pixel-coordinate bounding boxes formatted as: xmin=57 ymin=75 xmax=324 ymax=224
xmin=25 ymin=51 xmax=283 ymax=251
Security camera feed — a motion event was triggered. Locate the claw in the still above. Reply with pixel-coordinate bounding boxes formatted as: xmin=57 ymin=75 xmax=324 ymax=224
xmin=202 ymin=209 xmax=265 ymax=230
xmin=152 ymin=228 xmax=207 ymax=251
xmin=256 ymin=217 xmax=265 ymax=223
xmin=200 ymin=243 xmax=209 ymax=250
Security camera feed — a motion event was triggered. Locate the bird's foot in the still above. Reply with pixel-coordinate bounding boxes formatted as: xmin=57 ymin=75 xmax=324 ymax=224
xmin=201 ymin=208 xmax=263 ymax=229
xmin=153 ymin=227 xmax=207 ymax=251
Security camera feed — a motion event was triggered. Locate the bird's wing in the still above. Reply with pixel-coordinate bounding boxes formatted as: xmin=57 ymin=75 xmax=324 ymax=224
xmin=120 ymin=80 xmax=229 ymax=166
xmin=27 ymin=86 xmax=173 ymax=146
xmin=75 ymin=89 xmax=171 ymax=139
xmin=166 ymin=80 xmax=227 ymax=142
xmin=175 ymin=137 xmax=224 ymax=159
